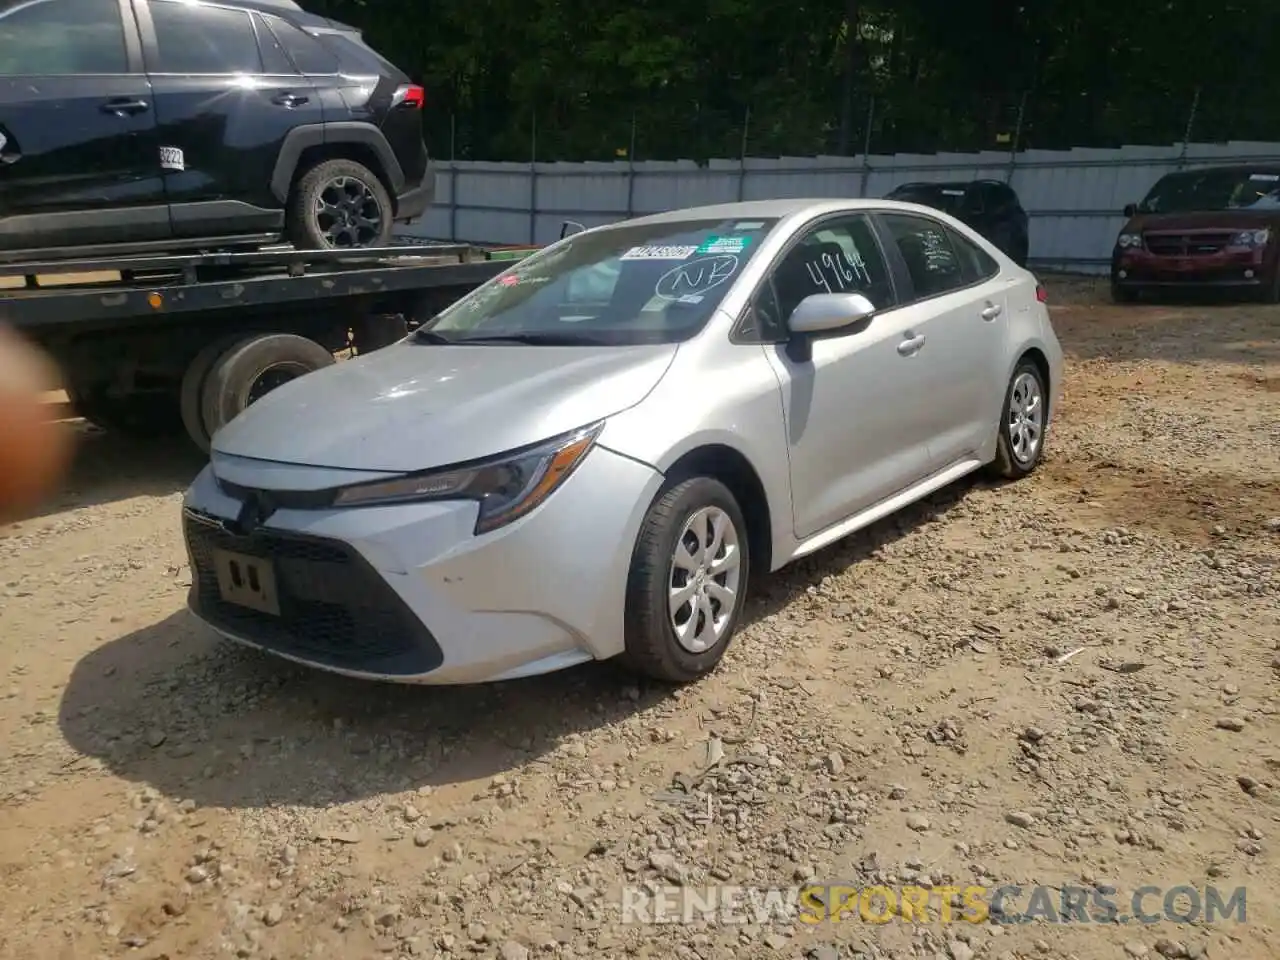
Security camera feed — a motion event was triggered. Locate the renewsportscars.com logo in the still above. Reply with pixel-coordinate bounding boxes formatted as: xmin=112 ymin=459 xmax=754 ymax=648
xmin=617 ymin=883 xmax=1248 ymax=926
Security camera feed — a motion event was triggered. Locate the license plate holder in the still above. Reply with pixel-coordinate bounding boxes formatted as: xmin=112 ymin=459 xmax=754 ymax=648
xmin=212 ymin=548 xmax=280 ymax=616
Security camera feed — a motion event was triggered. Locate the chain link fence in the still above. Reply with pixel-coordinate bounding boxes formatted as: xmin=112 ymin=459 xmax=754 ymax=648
xmin=425 ymin=84 xmax=1276 ymax=165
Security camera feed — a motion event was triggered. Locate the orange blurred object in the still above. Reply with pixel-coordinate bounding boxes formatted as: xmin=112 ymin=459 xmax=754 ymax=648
xmin=0 ymin=325 xmax=72 ymax=519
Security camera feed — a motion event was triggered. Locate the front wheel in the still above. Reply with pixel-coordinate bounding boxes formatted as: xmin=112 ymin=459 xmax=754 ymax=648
xmin=287 ymin=159 xmax=393 ymax=250
xmin=622 ymin=477 xmax=751 ymax=684
xmin=988 ymin=360 xmax=1049 ymax=480
xmin=1110 ymin=281 xmax=1140 ymax=304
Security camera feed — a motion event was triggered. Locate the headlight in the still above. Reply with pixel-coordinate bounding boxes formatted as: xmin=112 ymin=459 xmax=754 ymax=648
xmin=331 ymin=421 xmax=603 ymax=534
xmin=1116 ymin=233 xmax=1142 ymax=249
xmin=1230 ymin=228 xmax=1270 ymax=247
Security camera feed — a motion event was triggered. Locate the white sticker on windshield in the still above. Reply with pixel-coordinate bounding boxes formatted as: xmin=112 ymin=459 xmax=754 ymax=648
xmin=677 ymin=293 xmax=704 ymax=304
xmin=940 ymin=188 xmax=965 ymax=196
xmin=621 ymin=245 xmax=698 ymax=260
xmin=733 ymin=220 xmax=765 ymax=230
xmin=1250 ymin=173 xmax=1280 ymax=182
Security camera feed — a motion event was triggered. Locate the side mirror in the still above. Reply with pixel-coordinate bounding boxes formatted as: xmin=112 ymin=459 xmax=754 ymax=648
xmin=788 ymin=292 xmax=877 ymax=336
xmin=1123 ymin=203 xmax=1138 ymax=218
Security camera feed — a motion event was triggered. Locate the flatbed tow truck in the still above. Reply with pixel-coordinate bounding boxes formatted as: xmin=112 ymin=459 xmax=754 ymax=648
xmin=1 ymin=241 xmax=537 ymax=451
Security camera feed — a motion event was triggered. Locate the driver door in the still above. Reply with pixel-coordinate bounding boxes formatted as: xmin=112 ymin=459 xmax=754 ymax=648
xmin=761 ymin=214 xmax=935 ymax=540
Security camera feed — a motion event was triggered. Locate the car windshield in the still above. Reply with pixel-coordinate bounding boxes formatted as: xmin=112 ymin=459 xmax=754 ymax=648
xmin=417 ymin=217 xmax=779 ymax=346
xmin=1137 ymin=169 xmax=1280 ymax=213
xmin=887 ymin=184 xmax=967 ymax=215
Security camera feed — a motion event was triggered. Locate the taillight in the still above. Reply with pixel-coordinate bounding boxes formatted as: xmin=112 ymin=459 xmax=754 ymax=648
xmin=1035 ymin=283 xmax=1048 ymax=303
xmin=393 ymin=84 xmax=425 ymax=109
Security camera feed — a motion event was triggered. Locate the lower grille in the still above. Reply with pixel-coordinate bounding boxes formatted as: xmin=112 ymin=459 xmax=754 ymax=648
xmin=183 ymin=511 xmax=443 ymax=676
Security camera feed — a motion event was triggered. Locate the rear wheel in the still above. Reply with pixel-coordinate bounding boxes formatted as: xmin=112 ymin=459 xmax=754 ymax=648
xmin=988 ymin=360 xmax=1048 ymax=480
xmin=200 ymin=333 xmax=336 ymax=440
xmin=622 ymin=477 xmax=750 ymax=683
xmin=287 ymin=159 xmax=393 ymax=250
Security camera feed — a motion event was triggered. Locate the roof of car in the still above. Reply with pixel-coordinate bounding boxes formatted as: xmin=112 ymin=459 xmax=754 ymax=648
xmin=891 ymin=180 xmax=1012 ymax=190
xmin=216 ymin=0 xmax=340 ymax=30
xmin=624 ymin=198 xmax=902 ymax=226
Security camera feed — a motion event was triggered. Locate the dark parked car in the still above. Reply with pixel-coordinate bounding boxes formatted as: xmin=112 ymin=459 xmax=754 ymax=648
xmin=1111 ymin=165 xmax=1280 ymax=303
xmin=884 ymin=179 xmax=1030 ymax=266
xmin=0 ymin=0 xmax=434 ymax=260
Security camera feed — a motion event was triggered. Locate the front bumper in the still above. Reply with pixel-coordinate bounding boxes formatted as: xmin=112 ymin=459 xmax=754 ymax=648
xmin=1112 ymin=248 xmax=1272 ymax=288
xmin=394 ymin=161 xmax=436 ymax=222
xmin=181 ymin=444 xmax=664 ymax=684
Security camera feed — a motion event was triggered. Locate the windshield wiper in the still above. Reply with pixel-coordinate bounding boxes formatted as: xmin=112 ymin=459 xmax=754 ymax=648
xmin=411 ymin=329 xmax=453 ymax=344
xmin=450 ymin=332 xmax=609 ymax=346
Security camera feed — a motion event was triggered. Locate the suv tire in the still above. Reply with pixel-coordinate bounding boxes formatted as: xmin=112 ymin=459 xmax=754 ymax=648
xmin=287 ymin=158 xmax=394 ymax=250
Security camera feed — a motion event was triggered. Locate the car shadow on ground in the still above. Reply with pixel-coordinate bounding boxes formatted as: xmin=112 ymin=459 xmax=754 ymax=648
xmin=56 ymin=475 xmax=981 ymax=810
xmin=22 ymin=421 xmax=206 ymax=521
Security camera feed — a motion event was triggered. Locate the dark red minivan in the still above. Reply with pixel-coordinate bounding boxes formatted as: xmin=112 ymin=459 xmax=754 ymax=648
xmin=1111 ymin=165 xmax=1280 ymax=303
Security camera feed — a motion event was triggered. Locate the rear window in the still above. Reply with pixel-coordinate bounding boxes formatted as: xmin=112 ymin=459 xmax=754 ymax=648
xmin=418 ymin=218 xmax=780 ymax=346
xmin=314 ymin=30 xmax=404 ymax=78
xmin=261 ymin=13 xmax=339 ymax=73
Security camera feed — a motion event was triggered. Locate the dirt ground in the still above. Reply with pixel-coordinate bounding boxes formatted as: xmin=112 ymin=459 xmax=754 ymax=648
xmin=1 ymin=277 xmax=1278 ymax=960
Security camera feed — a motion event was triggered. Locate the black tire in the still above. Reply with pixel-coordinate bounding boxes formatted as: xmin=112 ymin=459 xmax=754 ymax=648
xmin=286 ymin=158 xmax=393 ymax=250
xmin=69 ymin=382 xmax=184 ymax=438
xmin=1262 ymin=270 xmax=1280 ymax=304
xmin=200 ymin=333 xmax=336 ymax=440
xmin=988 ymin=359 xmax=1049 ymax=481
xmin=622 ymin=477 xmax=751 ymax=684
xmin=1110 ymin=281 xmax=1139 ymax=304
xmin=180 ymin=335 xmax=246 ymax=452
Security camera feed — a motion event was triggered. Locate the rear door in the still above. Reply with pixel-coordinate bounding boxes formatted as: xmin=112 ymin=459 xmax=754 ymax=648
xmin=874 ymin=211 xmax=1009 ymax=469
xmin=0 ymin=0 xmax=168 ymax=255
xmin=133 ymin=0 xmax=323 ymax=239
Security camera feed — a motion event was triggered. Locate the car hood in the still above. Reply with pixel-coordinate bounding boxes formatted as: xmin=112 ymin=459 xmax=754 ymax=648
xmin=1126 ymin=210 xmax=1279 ymax=232
xmin=210 ymin=341 xmax=678 ymax=473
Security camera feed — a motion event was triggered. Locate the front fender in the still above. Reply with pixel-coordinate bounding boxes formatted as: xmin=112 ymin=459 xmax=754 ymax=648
xmin=597 ymin=339 xmax=794 ymax=571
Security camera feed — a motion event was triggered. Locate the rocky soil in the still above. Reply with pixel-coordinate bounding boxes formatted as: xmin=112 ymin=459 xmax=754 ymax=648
xmin=1 ymin=277 xmax=1277 ymax=960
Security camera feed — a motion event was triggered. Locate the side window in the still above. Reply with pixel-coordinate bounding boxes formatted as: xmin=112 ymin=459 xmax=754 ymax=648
xmin=734 ymin=278 xmax=787 ymax=343
xmin=0 ymin=0 xmax=128 ymax=76
xmin=772 ymin=215 xmax=895 ymax=322
xmin=879 ymin=213 xmax=969 ymax=300
xmin=147 ymin=0 xmax=262 ymax=75
xmin=950 ymin=229 xmax=1001 ymax=284
xmin=262 ymin=14 xmax=339 ymax=74
xmin=253 ymin=13 xmax=296 ymax=74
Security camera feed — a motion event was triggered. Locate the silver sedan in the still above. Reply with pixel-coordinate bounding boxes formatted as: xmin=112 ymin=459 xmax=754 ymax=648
xmin=181 ymin=198 xmax=1062 ymax=685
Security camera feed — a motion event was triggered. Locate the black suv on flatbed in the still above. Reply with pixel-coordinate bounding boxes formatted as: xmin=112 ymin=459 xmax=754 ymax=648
xmin=0 ymin=0 xmax=434 ymax=261
xmin=885 ymin=179 xmax=1030 ymax=267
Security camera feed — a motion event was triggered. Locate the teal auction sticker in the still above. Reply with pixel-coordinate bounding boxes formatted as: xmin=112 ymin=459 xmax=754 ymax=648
xmin=696 ymin=235 xmax=751 ymax=255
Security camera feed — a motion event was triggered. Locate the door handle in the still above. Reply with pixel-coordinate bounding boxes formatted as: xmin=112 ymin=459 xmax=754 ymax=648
xmin=271 ymin=92 xmax=309 ymax=107
xmin=897 ymin=334 xmax=926 ymax=356
xmin=100 ymin=98 xmax=149 ymax=116
xmin=980 ymin=302 xmax=1003 ymax=321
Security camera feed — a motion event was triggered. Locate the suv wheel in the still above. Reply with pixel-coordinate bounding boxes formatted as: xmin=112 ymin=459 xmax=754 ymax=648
xmin=287 ymin=159 xmax=393 ymax=250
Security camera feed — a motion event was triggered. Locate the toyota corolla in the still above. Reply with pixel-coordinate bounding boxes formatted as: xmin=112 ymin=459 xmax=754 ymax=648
xmin=181 ymin=198 xmax=1062 ymax=685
